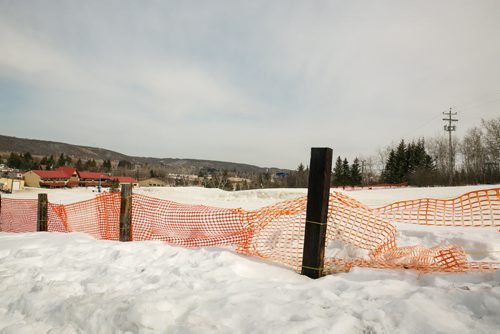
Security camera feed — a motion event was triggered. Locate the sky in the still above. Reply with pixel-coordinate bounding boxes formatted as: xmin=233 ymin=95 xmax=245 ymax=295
xmin=1 ymin=0 xmax=500 ymax=169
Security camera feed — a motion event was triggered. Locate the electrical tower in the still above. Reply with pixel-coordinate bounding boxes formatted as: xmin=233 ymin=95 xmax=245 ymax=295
xmin=443 ymin=107 xmax=458 ymax=185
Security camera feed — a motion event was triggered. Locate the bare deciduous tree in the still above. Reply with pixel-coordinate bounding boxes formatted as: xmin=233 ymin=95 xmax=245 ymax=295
xmin=461 ymin=127 xmax=485 ymax=181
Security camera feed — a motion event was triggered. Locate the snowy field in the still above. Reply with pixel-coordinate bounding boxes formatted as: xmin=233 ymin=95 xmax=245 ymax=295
xmin=1 ymin=185 xmax=499 ymax=333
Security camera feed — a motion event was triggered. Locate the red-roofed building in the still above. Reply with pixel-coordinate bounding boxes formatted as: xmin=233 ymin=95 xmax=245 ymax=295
xmin=23 ymin=170 xmax=71 ymax=188
xmin=55 ymin=167 xmax=79 ymax=187
xmin=78 ymin=172 xmax=110 ymax=187
xmin=23 ymin=168 xmax=139 ymax=188
xmin=109 ymin=176 xmax=138 ymax=187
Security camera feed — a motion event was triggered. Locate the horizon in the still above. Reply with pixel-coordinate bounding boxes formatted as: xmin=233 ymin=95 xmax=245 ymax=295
xmin=1 ymin=1 xmax=500 ymax=169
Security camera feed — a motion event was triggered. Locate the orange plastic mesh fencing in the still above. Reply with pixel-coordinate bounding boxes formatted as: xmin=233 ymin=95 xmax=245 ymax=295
xmin=1 ymin=189 xmax=499 ymax=274
xmin=47 ymin=193 xmax=121 ymax=239
xmin=374 ymin=188 xmax=500 ymax=226
xmin=0 ymin=198 xmax=37 ymax=232
xmin=131 ymin=194 xmax=252 ymax=247
xmin=240 ymin=192 xmax=398 ymax=272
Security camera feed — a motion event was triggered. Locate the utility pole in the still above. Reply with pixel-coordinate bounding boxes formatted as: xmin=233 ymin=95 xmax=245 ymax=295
xmin=443 ymin=107 xmax=458 ymax=185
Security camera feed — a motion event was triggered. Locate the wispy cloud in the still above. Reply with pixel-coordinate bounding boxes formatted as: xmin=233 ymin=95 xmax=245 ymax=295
xmin=1 ymin=1 xmax=499 ymax=168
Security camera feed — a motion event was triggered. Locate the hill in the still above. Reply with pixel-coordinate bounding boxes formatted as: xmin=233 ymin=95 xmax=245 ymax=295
xmin=0 ymin=134 xmax=283 ymax=175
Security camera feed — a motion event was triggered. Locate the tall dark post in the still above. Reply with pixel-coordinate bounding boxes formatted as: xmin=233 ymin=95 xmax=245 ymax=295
xmin=37 ymin=193 xmax=48 ymax=232
xmin=119 ymin=184 xmax=132 ymax=241
xmin=301 ymin=147 xmax=333 ymax=279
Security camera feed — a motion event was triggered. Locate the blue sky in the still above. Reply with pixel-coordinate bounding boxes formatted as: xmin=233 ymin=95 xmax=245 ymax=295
xmin=1 ymin=1 xmax=500 ymax=169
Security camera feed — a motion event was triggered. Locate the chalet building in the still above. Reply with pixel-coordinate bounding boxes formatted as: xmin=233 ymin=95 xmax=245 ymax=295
xmin=23 ymin=170 xmax=70 ymax=188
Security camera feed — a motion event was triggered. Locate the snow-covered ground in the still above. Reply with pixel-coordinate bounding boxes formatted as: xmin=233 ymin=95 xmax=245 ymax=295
xmin=1 ymin=185 xmax=499 ymax=333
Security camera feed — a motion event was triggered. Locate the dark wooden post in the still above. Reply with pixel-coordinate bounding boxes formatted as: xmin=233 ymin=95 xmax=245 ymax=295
xmin=301 ymin=147 xmax=333 ymax=279
xmin=119 ymin=184 xmax=132 ymax=241
xmin=37 ymin=193 xmax=48 ymax=232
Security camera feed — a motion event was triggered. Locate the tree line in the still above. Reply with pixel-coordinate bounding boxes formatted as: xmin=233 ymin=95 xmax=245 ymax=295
xmin=1 ymin=152 xmax=135 ymax=174
xmin=2 ymin=117 xmax=498 ymax=189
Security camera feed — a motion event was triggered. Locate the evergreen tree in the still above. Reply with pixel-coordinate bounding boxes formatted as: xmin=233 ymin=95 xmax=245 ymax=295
xmin=56 ymin=153 xmax=66 ymax=167
xmin=101 ymin=159 xmax=112 ymax=173
xmin=332 ymin=156 xmax=344 ymax=186
xmin=395 ymin=139 xmax=408 ymax=182
xmin=84 ymin=159 xmax=98 ymax=171
xmin=350 ymin=158 xmax=362 ymax=186
xmin=382 ymin=149 xmax=397 ymax=183
xmin=117 ymin=160 xmax=133 ymax=169
xmin=7 ymin=152 xmax=22 ymax=169
xmin=75 ymin=159 xmax=84 ymax=170
xmin=342 ymin=158 xmax=351 ymax=186
xmin=382 ymin=138 xmax=435 ymax=185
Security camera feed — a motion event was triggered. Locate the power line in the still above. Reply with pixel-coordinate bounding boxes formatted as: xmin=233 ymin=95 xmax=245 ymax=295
xmin=443 ymin=107 xmax=458 ymax=185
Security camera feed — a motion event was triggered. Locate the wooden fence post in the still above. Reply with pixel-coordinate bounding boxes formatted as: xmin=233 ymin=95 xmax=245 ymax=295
xmin=301 ymin=147 xmax=333 ymax=279
xmin=119 ymin=184 xmax=132 ymax=241
xmin=37 ymin=193 xmax=48 ymax=232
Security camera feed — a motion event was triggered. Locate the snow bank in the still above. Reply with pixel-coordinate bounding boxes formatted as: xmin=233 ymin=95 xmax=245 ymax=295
xmin=0 ymin=232 xmax=499 ymax=333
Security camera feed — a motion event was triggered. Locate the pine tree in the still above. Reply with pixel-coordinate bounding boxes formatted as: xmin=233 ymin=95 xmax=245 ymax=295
xmin=382 ymin=149 xmax=397 ymax=183
xmin=84 ymin=159 xmax=97 ymax=171
xmin=101 ymin=160 xmax=112 ymax=173
xmin=56 ymin=153 xmax=67 ymax=167
xmin=75 ymin=159 xmax=83 ymax=170
xmin=117 ymin=160 xmax=132 ymax=169
xmin=342 ymin=158 xmax=351 ymax=186
xmin=7 ymin=152 xmax=22 ymax=169
xmin=332 ymin=156 xmax=343 ymax=186
xmin=395 ymin=139 xmax=408 ymax=182
xmin=350 ymin=158 xmax=362 ymax=186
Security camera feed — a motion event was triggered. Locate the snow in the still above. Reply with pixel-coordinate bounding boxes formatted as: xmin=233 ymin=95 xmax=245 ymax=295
xmin=1 ymin=185 xmax=499 ymax=333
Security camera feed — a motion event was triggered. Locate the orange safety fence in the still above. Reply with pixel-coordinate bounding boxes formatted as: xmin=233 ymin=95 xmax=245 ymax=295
xmin=374 ymin=188 xmax=500 ymax=226
xmin=1 ymin=188 xmax=499 ymax=274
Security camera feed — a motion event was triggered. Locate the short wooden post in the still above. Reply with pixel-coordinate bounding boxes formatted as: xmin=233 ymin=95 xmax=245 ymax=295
xmin=37 ymin=193 xmax=48 ymax=232
xmin=301 ymin=147 xmax=333 ymax=279
xmin=119 ymin=184 xmax=132 ymax=241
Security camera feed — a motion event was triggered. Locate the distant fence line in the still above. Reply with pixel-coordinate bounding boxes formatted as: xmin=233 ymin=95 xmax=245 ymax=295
xmin=331 ymin=182 xmax=409 ymax=191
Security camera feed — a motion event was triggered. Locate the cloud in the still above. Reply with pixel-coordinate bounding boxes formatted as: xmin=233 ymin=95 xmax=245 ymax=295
xmin=0 ymin=1 xmax=499 ymax=168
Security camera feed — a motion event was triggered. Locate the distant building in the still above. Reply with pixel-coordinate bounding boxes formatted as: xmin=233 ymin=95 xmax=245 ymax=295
xmin=23 ymin=168 xmax=138 ymax=189
xmin=139 ymin=177 xmax=168 ymax=187
xmin=23 ymin=170 xmax=70 ymax=188
xmin=0 ymin=178 xmax=25 ymax=192
xmin=56 ymin=167 xmax=80 ymax=187
xmin=110 ymin=176 xmax=139 ymax=187
xmin=79 ymin=172 xmax=110 ymax=187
